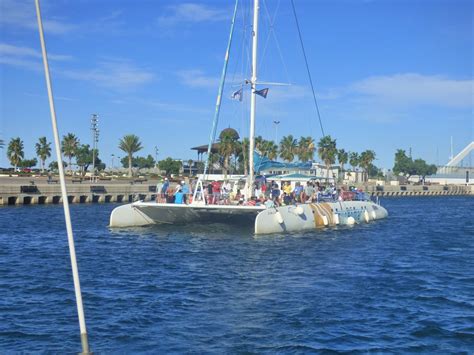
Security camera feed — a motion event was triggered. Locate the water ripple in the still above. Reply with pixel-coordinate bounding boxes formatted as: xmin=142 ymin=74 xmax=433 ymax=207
xmin=0 ymin=197 xmax=473 ymax=352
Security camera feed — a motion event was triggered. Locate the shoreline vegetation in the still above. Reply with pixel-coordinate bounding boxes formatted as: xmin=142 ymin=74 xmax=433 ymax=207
xmin=0 ymin=130 xmax=438 ymax=184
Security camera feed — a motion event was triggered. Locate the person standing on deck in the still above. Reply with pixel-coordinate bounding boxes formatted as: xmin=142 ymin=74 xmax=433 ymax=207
xmin=156 ymin=180 xmax=163 ymax=202
xmin=211 ymin=180 xmax=221 ymax=204
xmin=174 ymin=188 xmax=184 ymax=204
xmin=161 ymin=178 xmax=169 ymax=203
xmin=181 ymin=180 xmax=189 ymax=204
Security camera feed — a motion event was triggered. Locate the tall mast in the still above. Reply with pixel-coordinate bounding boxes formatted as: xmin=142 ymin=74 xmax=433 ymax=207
xmin=249 ymin=0 xmax=259 ymax=197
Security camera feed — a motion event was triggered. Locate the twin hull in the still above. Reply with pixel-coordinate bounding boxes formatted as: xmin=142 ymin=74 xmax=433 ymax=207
xmin=110 ymin=201 xmax=388 ymax=234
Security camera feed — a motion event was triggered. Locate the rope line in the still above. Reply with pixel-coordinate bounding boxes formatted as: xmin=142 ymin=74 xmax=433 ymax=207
xmin=290 ymin=0 xmax=326 ymax=137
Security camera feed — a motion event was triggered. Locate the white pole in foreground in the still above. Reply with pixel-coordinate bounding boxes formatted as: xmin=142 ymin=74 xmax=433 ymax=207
xmin=34 ymin=1 xmax=90 ymax=353
xmin=249 ymin=0 xmax=259 ymax=198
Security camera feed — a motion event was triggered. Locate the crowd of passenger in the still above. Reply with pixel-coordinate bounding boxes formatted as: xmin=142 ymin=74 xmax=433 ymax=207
xmin=155 ymin=177 xmax=365 ymax=206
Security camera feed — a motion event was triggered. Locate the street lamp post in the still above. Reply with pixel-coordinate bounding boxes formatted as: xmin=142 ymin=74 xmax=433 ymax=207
xmin=90 ymin=114 xmax=99 ymax=177
xmin=111 ymin=154 xmax=115 ymax=171
xmin=154 ymin=146 xmax=159 ymax=170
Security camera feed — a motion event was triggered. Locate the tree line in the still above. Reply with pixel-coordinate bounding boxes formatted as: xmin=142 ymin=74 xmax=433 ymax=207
xmin=0 ymin=132 xmax=437 ymax=181
xmin=215 ymin=129 xmax=377 ymax=181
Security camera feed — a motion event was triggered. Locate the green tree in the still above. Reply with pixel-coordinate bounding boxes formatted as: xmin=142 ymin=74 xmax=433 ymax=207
xmin=297 ymin=136 xmax=315 ymax=162
xmin=367 ymin=163 xmax=383 ymax=179
xmin=337 ymin=148 xmax=349 ymax=182
xmin=18 ymin=158 xmax=38 ymax=169
xmin=35 ymin=136 xmax=52 ymax=173
xmin=393 ymin=149 xmax=415 ymax=178
xmin=119 ymin=134 xmax=143 ymax=177
xmin=236 ymin=138 xmax=249 ymax=175
xmin=7 ymin=137 xmax=24 ymax=171
xmin=61 ymin=133 xmax=79 ymax=175
xmin=76 ymin=144 xmax=104 ymax=174
xmin=359 ymin=150 xmax=376 ymax=182
xmin=279 ymin=135 xmax=298 ymax=162
xmin=49 ymin=160 xmax=67 ymax=172
xmin=413 ymin=159 xmax=437 ymax=183
xmin=0 ymin=138 xmax=4 ymax=149
xmin=120 ymin=155 xmax=154 ymax=169
xmin=317 ymin=135 xmax=337 ymax=182
xmin=349 ymin=152 xmax=360 ymax=182
xmin=218 ymin=128 xmax=240 ymax=179
xmin=158 ymin=157 xmax=182 ymax=176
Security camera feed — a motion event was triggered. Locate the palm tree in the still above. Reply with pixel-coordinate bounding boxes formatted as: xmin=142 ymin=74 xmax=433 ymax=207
xmin=218 ymin=128 xmax=239 ymax=180
xmin=7 ymin=137 xmax=24 ymax=171
xmin=35 ymin=137 xmax=52 ymax=173
xmin=255 ymin=135 xmax=265 ymax=154
xmin=61 ymin=133 xmax=79 ymax=175
xmin=265 ymin=140 xmax=278 ymax=160
xmin=337 ymin=148 xmax=349 ymax=183
xmin=297 ymin=136 xmax=315 ymax=162
xmin=119 ymin=134 xmax=143 ymax=177
xmin=349 ymin=152 xmax=360 ymax=183
xmin=359 ymin=150 xmax=376 ymax=182
xmin=0 ymin=138 xmax=4 ymax=149
xmin=279 ymin=135 xmax=298 ymax=163
xmin=317 ymin=135 xmax=337 ymax=182
xmin=236 ymin=138 xmax=249 ymax=175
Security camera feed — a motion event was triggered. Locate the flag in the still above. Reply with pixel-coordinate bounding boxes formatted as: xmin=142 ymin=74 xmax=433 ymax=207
xmin=254 ymin=88 xmax=269 ymax=98
xmin=231 ymin=88 xmax=243 ymax=101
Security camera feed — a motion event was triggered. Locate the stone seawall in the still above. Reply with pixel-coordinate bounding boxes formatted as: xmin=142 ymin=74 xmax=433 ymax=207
xmin=0 ymin=181 xmax=157 ymax=206
xmin=365 ymin=184 xmax=472 ymax=197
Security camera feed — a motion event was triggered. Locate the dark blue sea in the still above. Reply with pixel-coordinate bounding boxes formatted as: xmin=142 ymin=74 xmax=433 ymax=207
xmin=1 ymin=196 xmax=473 ymax=353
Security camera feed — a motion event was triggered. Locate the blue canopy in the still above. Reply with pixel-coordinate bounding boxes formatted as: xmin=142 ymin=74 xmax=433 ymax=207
xmin=253 ymin=151 xmax=312 ymax=173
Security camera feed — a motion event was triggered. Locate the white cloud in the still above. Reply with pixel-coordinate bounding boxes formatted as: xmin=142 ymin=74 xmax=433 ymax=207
xmin=177 ymin=69 xmax=219 ymax=88
xmin=0 ymin=43 xmax=72 ymax=71
xmin=348 ymin=73 xmax=473 ymax=109
xmin=0 ymin=43 xmax=153 ymax=91
xmin=0 ymin=43 xmax=72 ymax=61
xmin=315 ymin=73 xmax=473 ymax=123
xmin=61 ymin=60 xmax=154 ymax=91
xmin=0 ymin=0 xmax=76 ymax=34
xmin=157 ymin=3 xmax=229 ymax=26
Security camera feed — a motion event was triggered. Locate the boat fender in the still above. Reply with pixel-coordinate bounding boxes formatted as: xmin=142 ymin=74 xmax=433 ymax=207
xmin=364 ymin=210 xmax=370 ymax=223
xmin=333 ymin=213 xmax=340 ymax=225
xmin=322 ymin=215 xmax=329 ymax=226
xmin=295 ymin=205 xmax=304 ymax=216
xmin=347 ymin=216 xmax=356 ymax=225
xmin=275 ymin=211 xmax=284 ymax=224
xmin=371 ymin=210 xmax=377 ymax=220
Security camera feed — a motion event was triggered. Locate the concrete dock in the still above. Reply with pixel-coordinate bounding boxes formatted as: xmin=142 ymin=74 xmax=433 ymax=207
xmin=0 ymin=176 xmax=158 ymax=206
xmin=0 ymin=176 xmax=471 ymax=206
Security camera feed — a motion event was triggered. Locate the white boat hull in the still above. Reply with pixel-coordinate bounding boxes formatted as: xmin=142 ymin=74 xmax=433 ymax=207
xmin=110 ymin=200 xmax=388 ymax=234
xmin=109 ymin=202 xmax=265 ymax=227
xmin=254 ymin=200 xmax=388 ymax=234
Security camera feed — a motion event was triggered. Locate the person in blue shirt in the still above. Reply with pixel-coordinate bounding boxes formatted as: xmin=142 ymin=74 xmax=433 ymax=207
xmin=181 ymin=180 xmax=189 ymax=204
xmin=174 ymin=188 xmax=184 ymax=204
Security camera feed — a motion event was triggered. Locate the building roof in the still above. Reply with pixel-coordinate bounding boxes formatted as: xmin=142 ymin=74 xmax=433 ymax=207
xmin=191 ymin=143 xmax=220 ymax=154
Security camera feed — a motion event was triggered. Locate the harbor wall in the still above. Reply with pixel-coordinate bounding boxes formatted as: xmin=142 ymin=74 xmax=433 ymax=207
xmin=0 ymin=181 xmax=157 ymax=206
xmin=0 ymin=179 xmax=471 ymax=206
xmin=365 ymin=184 xmax=472 ymax=197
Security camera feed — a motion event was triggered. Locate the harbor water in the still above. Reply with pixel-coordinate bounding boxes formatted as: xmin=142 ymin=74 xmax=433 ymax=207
xmin=1 ymin=196 xmax=473 ymax=352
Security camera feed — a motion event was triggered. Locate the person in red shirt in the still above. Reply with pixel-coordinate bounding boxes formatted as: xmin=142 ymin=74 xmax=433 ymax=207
xmin=211 ymin=180 xmax=221 ymax=204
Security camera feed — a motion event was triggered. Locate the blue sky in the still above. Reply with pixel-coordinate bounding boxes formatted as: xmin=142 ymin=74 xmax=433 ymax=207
xmin=0 ymin=0 xmax=472 ymax=169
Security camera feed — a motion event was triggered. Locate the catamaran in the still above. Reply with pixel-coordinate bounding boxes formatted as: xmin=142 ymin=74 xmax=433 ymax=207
xmin=109 ymin=0 xmax=388 ymax=234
